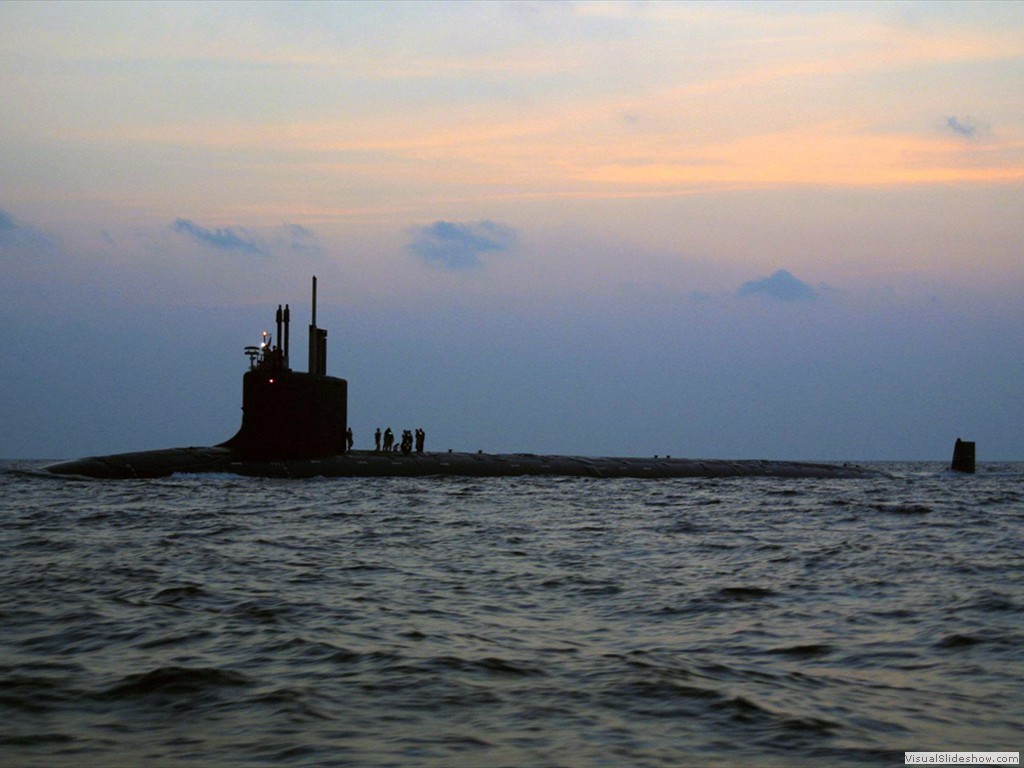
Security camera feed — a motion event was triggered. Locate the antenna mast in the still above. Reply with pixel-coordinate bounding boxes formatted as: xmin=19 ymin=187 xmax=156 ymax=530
xmin=308 ymin=275 xmax=327 ymax=375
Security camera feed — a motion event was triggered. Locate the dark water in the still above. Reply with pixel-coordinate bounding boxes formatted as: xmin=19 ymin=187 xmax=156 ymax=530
xmin=1 ymin=461 xmax=1021 ymax=767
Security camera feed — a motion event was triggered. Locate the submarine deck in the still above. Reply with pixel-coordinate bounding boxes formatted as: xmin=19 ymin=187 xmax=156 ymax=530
xmin=45 ymin=448 xmax=880 ymax=480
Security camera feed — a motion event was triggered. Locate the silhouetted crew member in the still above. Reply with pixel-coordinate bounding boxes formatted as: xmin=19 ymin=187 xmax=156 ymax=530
xmin=401 ymin=430 xmax=412 ymax=454
xmin=374 ymin=428 xmax=381 ymax=452
xmin=383 ymin=427 xmax=393 ymax=452
xmin=415 ymin=428 xmax=425 ymax=453
xmin=346 ymin=427 xmax=353 ymax=452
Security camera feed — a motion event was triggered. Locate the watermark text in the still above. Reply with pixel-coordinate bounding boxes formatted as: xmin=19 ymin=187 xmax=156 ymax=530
xmin=906 ymin=753 xmax=1019 ymax=765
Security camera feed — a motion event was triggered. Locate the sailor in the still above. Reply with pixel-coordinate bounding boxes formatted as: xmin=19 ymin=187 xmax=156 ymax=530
xmin=383 ymin=427 xmax=393 ymax=452
xmin=346 ymin=427 xmax=353 ymax=452
xmin=415 ymin=428 xmax=425 ymax=453
xmin=374 ymin=428 xmax=381 ymax=452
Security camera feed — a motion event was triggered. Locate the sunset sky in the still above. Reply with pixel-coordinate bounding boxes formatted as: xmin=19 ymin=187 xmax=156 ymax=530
xmin=2 ymin=0 xmax=1022 ymax=461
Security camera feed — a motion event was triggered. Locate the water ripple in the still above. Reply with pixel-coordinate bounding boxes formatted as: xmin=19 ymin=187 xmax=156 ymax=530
xmin=1 ymin=461 xmax=1021 ymax=766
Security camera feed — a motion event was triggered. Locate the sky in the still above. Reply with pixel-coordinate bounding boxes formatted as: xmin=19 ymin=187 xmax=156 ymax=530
xmin=1 ymin=0 xmax=1022 ymax=461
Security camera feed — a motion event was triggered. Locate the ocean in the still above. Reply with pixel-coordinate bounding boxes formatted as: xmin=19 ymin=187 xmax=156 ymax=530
xmin=1 ymin=460 xmax=1021 ymax=767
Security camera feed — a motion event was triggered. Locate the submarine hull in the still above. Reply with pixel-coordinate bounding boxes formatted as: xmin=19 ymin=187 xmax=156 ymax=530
xmin=44 ymin=449 xmax=880 ymax=480
xmin=43 ymin=280 xmax=881 ymax=482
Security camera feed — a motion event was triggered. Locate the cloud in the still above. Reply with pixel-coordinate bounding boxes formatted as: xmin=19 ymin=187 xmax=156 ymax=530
xmin=171 ymin=219 xmax=321 ymax=257
xmin=738 ymin=269 xmax=818 ymax=302
xmin=172 ymin=218 xmax=267 ymax=255
xmin=409 ymin=220 xmax=517 ymax=270
xmin=280 ymin=223 xmax=320 ymax=256
xmin=0 ymin=208 xmax=54 ymax=254
xmin=946 ymin=115 xmax=980 ymax=139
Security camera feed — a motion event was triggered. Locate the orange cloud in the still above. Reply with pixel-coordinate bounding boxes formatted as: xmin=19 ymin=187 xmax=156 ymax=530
xmin=579 ymin=127 xmax=1024 ymax=189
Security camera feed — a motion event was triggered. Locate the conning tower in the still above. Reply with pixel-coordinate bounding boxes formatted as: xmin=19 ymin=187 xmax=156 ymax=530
xmin=222 ymin=276 xmax=348 ymax=458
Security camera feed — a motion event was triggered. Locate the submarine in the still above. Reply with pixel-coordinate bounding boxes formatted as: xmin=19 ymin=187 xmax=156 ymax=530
xmin=46 ymin=278 xmax=879 ymax=480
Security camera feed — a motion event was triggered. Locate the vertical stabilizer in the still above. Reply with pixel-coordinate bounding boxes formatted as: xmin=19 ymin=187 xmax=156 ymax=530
xmin=950 ymin=438 xmax=976 ymax=473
